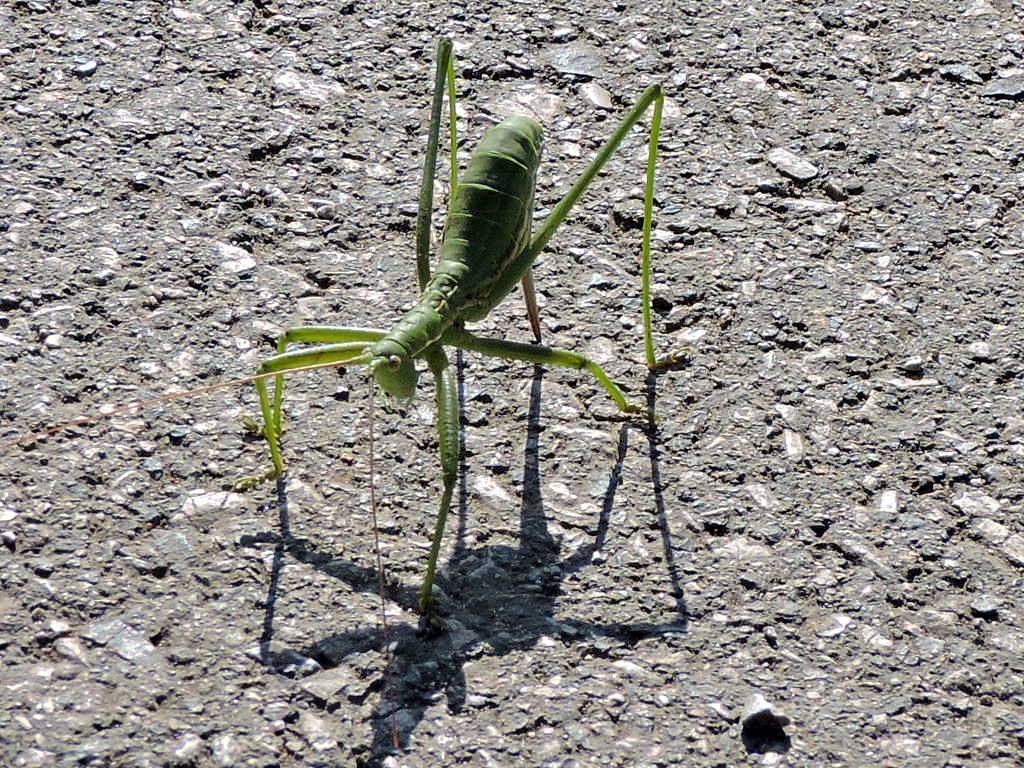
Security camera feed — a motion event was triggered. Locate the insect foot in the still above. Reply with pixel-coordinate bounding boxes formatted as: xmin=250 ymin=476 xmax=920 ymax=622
xmin=233 ymin=467 xmax=282 ymax=492
xmin=418 ymin=585 xmax=451 ymax=635
xmin=651 ymin=346 xmax=694 ymax=370
xmin=240 ymin=414 xmax=264 ymax=436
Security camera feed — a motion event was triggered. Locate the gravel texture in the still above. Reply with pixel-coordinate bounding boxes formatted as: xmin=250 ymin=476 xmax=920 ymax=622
xmin=2 ymin=1 xmax=1024 ymax=767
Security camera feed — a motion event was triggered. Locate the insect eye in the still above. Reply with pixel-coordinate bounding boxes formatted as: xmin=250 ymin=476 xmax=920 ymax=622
xmin=388 ymin=355 xmax=402 ymax=370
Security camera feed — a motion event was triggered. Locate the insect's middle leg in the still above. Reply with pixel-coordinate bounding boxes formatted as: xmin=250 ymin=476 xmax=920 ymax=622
xmin=444 ymin=328 xmax=643 ymax=415
xmin=419 ymin=345 xmax=459 ymax=629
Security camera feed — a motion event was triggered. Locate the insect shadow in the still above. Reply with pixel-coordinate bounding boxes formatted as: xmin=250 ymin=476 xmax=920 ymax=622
xmin=241 ymin=361 xmax=688 ymax=764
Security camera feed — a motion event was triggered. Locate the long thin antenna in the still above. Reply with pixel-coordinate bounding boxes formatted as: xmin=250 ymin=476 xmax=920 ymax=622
xmin=2 ymin=358 xmax=366 ymax=452
xmin=368 ymin=378 xmax=400 ymax=750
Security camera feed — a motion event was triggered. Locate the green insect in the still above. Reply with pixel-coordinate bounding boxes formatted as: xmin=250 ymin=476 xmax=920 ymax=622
xmin=249 ymin=37 xmax=670 ymax=625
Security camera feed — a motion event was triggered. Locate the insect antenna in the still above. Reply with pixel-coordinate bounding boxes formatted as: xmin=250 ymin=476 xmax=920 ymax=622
xmin=2 ymin=360 xmax=361 ymax=452
xmin=367 ymin=375 xmax=400 ymax=750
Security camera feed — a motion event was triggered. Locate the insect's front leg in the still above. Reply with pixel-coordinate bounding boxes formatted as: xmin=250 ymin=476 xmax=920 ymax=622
xmin=235 ymin=327 xmax=386 ymax=489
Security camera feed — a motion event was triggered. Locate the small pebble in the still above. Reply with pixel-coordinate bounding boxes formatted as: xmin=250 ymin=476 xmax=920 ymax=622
xmin=742 ymin=693 xmax=791 ymax=728
xmin=215 ymin=242 xmax=257 ymax=275
xmin=767 ymin=148 xmax=818 ymax=181
xmin=878 ymin=489 xmax=899 ymax=514
xmin=969 ymin=595 xmax=1000 ymax=619
xmin=818 ymin=613 xmax=852 ymax=638
xmin=899 ymin=356 xmax=925 ymax=373
xmin=1002 ymin=535 xmax=1024 ymax=567
xmin=54 ymin=637 xmax=91 ymax=666
xmin=580 ymin=82 xmax=613 ymax=110
xmin=73 ymin=59 xmax=98 ymax=77
xmin=938 ymin=64 xmax=982 ymax=83
xmin=172 ymin=734 xmax=204 ymax=763
xmin=546 ymin=43 xmax=603 ymax=77
xmin=982 ymin=75 xmax=1024 ymax=99
xmin=967 ymin=341 xmax=994 ymax=361
xmin=550 ymin=25 xmax=575 ymax=42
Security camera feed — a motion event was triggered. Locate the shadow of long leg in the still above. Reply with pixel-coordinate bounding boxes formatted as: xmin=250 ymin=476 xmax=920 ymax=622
xmin=646 ymin=370 xmax=688 ymax=627
xmin=449 ymin=349 xmax=470 ymax=568
xmin=521 ymin=365 xmax=557 ymax=556
xmin=256 ymin=475 xmax=291 ymax=666
xmin=561 ymin=423 xmax=629 ymax=576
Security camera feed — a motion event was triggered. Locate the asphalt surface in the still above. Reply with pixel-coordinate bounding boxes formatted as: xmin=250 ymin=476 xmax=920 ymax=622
xmin=2 ymin=1 xmax=1023 ymax=766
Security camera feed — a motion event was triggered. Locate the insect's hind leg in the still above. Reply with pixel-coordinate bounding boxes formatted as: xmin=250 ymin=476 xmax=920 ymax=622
xmin=517 ymin=83 xmax=670 ymax=367
xmin=417 ymin=36 xmax=540 ymax=340
xmin=415 ymin=37 xmax=459 ymax=292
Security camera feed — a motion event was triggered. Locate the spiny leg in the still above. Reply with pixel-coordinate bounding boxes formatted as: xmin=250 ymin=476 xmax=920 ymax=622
xmin=267 ymin=327 xmax=387 ymax=438
xmin=418 ymin=345 xmax=459 ymax=629
xmin=410 ymin=39 xmax=460 ymax=628
xmin=246 ymin=328 xmax=386 ymax=484
xmin=517 ymin=83 xmax=668 ymax=367
xmin=444 ymin=327 xmax=642 ymax=416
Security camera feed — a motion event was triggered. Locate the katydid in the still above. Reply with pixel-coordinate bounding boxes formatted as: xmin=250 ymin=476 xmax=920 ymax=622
xmin=249 ymin=37 xmax=669 ymax=624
